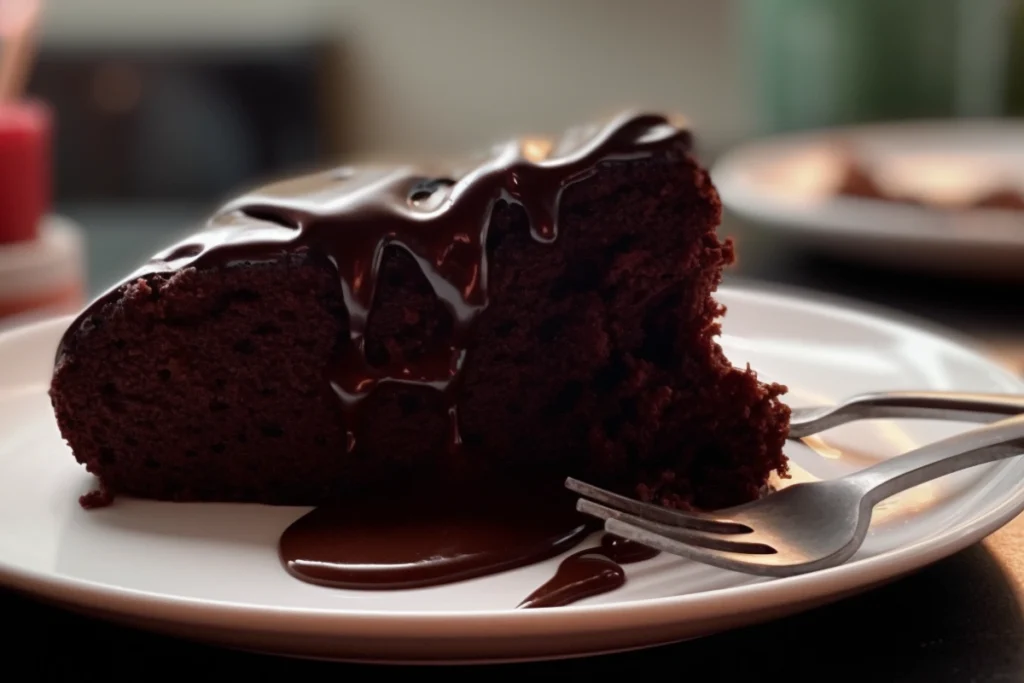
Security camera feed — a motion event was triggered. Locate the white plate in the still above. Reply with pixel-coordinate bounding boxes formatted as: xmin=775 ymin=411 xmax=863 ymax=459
xmin=1 ymin=284 xmax=1022 ymax=663
xmin=711 ymin=120 xmax=1024 ymax=278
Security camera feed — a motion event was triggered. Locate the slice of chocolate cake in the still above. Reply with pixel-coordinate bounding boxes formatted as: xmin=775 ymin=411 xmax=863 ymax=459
xmin=50 ymin=112 xmax=790 ymax=510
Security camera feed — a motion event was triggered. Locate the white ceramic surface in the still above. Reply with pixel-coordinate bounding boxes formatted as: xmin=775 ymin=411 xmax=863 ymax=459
xmin=0 ymin=216 xmax=85 ymax=298
xmin=1 ymin=285 xmax=1022 ymax=663
xmin=711 ymin=120 xmax=1024 ymax=278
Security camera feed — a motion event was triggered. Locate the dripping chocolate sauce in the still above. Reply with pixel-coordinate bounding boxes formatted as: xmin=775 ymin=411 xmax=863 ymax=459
xmin=61 ymin=112 xmax=687 ymax=603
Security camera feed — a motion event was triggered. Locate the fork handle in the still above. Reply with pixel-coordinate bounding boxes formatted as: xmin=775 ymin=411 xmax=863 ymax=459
xmin=846 ymin=413 xmax=1024 ymax=506
xmin=845 ymin=391 xmax=1024 ymax=420
xmin=789 ymin=391 xmax=1024 ymax=438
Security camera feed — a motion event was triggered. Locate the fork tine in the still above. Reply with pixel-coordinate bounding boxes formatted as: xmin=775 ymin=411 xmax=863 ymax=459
xmin=604 ymin=518 xmax=783 ymax=574
xmin=565 ymin=477 xmax=750 ymax=534
xmin=577 ymin=499 xmax=775 ymax=555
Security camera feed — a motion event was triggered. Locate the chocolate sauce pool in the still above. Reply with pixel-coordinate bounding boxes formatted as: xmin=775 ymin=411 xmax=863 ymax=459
xmin=279 ymin=487 xmax=592 ymax=590
xmin=279 ymin=487 xmax=660 ymax=607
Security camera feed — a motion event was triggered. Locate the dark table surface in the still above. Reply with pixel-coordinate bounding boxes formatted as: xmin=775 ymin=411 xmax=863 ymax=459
xmin=6 ymin=204 xmax=1024 ymax=681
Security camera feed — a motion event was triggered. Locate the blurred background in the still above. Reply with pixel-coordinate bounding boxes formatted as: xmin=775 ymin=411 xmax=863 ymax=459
xmin=1 ymin=0 xmax=1022 ymax=371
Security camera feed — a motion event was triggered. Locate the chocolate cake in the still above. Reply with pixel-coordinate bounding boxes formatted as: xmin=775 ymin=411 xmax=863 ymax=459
xmin=49 ymin=111 xmax=790 ymax=511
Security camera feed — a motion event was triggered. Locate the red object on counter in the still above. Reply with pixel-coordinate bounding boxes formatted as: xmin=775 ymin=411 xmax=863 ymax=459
xmin=0 ymin=99 xmax=49 ymax=244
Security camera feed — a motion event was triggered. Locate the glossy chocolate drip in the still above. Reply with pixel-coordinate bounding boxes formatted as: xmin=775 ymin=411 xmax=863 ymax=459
xmin=55 ymin=112 xmax=691 ymax=453
xmin=278 ymin=485 xmax=595 ymax=589
xmin=518 ymin=534 xmax=660 ymax=609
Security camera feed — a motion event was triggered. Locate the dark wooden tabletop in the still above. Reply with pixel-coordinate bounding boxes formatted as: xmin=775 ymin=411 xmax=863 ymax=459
xmin=5 ymin=207 xmax=1024 ymax=682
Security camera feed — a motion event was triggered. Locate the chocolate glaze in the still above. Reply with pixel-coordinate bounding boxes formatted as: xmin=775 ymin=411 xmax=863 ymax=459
xmin=518 ymin=534 xmax=660 ymax=609
xmin=55 ymin=112 xmax=691 ymax=452
xmin=278 ymin=485 xmax=596 ymax=590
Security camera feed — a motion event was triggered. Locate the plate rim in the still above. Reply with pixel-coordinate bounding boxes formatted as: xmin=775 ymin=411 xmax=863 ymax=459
xmin=2 ymin=281 xmax=1023 ymax=640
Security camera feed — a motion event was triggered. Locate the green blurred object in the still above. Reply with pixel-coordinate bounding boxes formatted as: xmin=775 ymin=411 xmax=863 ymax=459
xmin=1005 ymin=0 xmax=1024 ymax=114
xmin=744 ymin=0 xmax=1021 ymax=132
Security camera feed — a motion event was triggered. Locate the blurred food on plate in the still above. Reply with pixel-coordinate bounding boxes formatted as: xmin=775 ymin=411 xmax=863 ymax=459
xmin=835 ymin=150 xmax=1024 ymax=212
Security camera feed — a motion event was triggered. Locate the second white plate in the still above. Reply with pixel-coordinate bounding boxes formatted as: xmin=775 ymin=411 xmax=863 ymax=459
xmin=712 ymin=120 xmax=1024 ymax=278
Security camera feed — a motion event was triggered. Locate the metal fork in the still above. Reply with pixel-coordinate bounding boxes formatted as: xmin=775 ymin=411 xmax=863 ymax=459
xmin=567 ymin=395 xmax=1024 ymax=578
